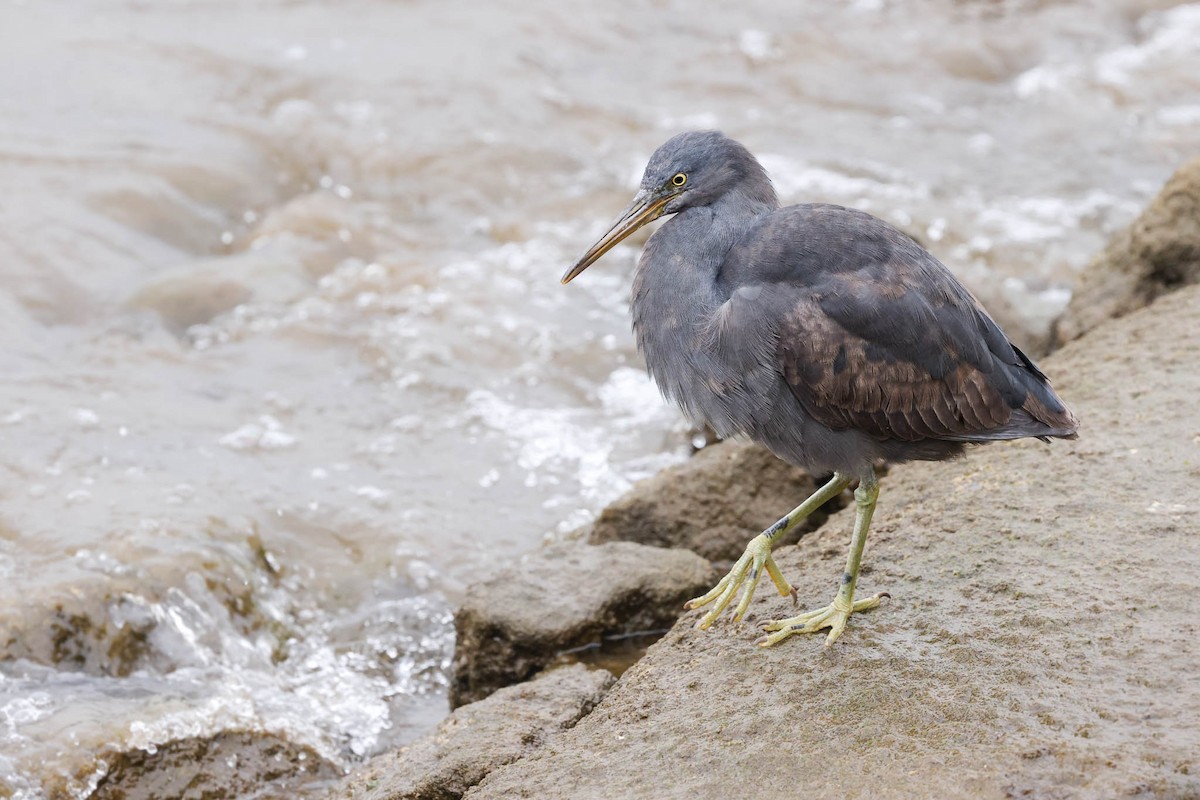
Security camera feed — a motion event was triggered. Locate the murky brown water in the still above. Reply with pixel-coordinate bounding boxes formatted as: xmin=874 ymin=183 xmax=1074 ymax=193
xmin=0 ymin=0 xmax=1197 ymax=796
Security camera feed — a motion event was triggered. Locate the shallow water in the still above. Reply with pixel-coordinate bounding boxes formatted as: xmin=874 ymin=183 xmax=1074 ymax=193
xmin=0 ymin=0 xmax=1197 ymax=796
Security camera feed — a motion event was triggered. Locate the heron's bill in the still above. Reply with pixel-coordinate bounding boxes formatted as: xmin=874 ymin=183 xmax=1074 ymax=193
xmin=561 ymin=190 xmax=669 ymax=284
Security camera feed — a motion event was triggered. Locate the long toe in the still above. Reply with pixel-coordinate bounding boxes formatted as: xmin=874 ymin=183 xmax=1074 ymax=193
xmin=686 ymin=533 xmax=783 ymax=629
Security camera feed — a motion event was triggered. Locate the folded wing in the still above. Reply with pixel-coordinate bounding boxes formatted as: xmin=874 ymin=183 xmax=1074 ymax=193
xmin=718 ymin=204 xmax=1078 ymax=443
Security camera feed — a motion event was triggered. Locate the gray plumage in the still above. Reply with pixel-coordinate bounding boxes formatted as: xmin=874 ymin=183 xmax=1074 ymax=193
xmin=563 ymin=130 xmax=1080 ymax=648
xmin=566 ymin=130 xmax=1077 ymax=477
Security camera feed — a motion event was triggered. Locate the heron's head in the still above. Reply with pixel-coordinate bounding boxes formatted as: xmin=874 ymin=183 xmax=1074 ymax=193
xmin=561 ymin=131 xmax=776 ymax=284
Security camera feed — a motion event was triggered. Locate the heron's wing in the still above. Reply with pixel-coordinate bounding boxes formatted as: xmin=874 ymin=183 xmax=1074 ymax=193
xmin=777 ymin=292 xmax=1020 ymax=442
xmin=719 ymin=204 xmax=1076 ymax=442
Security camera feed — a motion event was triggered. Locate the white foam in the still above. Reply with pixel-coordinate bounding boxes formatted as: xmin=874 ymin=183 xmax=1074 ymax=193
xmin=759 ymin=154 xmax=929 ymax=205
xmin=738 ymin=30 xmax=778 ymax=64
xmin=0 ymin=583 xmax=453 ymax=797
xmin=219 ymin=416 xmax=299 ymax=451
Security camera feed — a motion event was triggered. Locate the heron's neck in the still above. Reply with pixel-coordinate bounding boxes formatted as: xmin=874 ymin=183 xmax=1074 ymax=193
xmin=707 ymin=186 xmax=777 ymax=243
xmin=629 ymin=186 xmax=775 ymax=422
xmin=638 ymin=186 xmax=775 ymax=301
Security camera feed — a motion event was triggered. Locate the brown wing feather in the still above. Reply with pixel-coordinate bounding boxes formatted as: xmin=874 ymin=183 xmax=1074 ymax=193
xmin=715 ymin=202 xmax=1077 ymax=443
xmin=779 ymin=295 xmax=1019 ymax=442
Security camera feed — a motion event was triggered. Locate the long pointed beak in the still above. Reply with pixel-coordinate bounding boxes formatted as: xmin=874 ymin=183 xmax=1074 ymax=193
xmin=561 ymin=189 xmax=670 ymax=284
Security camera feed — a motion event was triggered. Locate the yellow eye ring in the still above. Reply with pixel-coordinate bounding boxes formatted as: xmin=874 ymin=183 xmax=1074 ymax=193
xmin=671 ymin=173 xmax=687 ymax=187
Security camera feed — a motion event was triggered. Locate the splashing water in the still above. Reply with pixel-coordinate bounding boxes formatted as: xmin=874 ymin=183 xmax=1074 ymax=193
xmin=0 ymin=0 xmax=1197 ymax=795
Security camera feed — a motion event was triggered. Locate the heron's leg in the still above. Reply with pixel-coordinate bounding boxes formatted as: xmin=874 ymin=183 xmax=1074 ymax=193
xmin=686 ymin=472 xmax=853 ymax=629
xmin=757 ymin=469 xmax=888 ymax=647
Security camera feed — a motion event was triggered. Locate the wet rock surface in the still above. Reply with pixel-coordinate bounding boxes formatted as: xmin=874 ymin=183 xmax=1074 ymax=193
xmin=464 ymin=286 xmax=1200 ymax=799
xmin=335 ymin=665 xmax=613 ymax=800
xmin=449 ymin=542 xmax=715 ymax=708
xmin=1055 ymin=156 xmax=1200 ymax=345
xmin=587 ymin=439 xmax=843 ymax=562
xmin=90 ymin=731 xmax=338 ymax=800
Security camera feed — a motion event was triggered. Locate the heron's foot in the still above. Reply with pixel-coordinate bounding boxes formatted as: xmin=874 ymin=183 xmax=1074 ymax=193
xmin=684 ymin=534 xmax=795 ymax=629
xmin=755 ymin=591 xmax=889 ymax=648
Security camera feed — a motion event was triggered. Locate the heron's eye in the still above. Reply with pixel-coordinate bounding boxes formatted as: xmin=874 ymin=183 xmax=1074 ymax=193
xmin=671 ymin=173 xmax=687 ymax=187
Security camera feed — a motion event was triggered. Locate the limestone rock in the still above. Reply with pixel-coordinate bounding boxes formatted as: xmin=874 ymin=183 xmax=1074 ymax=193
xmin=588 ymin=440 xmax=842 ymax=562
xmin=336 ymin=665 xmax=613 ymax=800
xmin=1054 ymin=156 xmax=1200 ymax=345
xmin=449 ymin=542 xmax=715 ymax=708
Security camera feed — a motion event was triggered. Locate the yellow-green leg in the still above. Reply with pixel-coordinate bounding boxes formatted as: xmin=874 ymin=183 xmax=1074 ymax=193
xmin=757 ymin=468 xmax=888 ymax=647
xmin=685 ymin=472 xmax=853 ymax=629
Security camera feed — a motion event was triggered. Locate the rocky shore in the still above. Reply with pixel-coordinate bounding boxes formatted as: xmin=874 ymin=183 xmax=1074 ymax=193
xmin=329 ymin=157 xmax=1200 ymax=799
xmin=463 ymin=282 xmax=1200 ymax=800
xmin=44 ymin=159 xmax=1196 ymax=800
